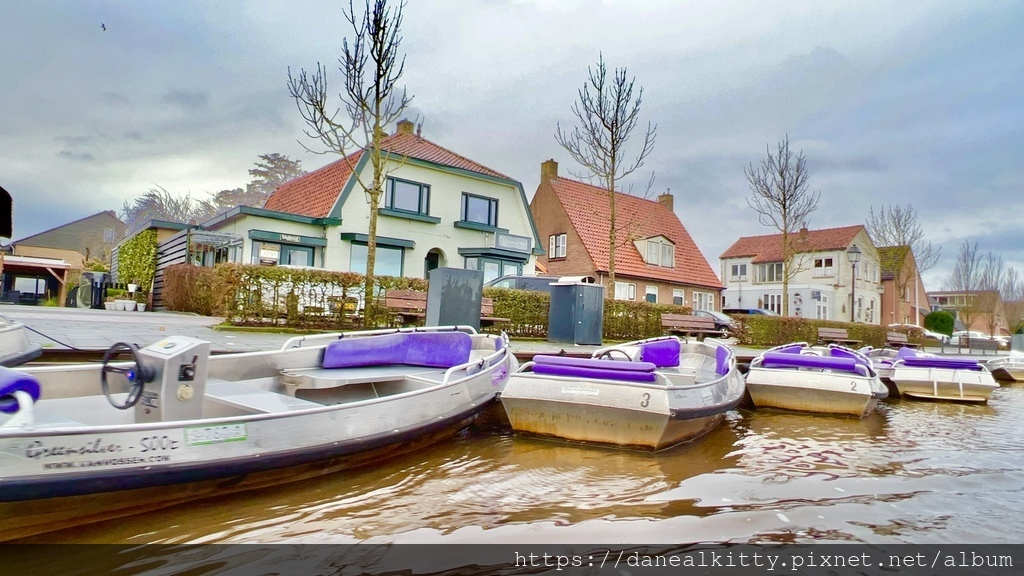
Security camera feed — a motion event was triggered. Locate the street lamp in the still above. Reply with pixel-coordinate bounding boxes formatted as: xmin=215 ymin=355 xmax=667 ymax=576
xmin=847 ymin=244 xmax=862 ymax=322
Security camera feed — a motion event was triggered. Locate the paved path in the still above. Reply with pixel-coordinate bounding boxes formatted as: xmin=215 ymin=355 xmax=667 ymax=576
xmin=0 ymin=304 xmax=1008 ymax=360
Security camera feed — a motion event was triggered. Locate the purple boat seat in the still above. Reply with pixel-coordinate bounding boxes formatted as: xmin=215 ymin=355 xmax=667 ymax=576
xmin=531 ymin=355 xmax=658 ymax=383
xmin=761 ymin=351 xmax=862 ymax=374
xmin=771 ymin=344 xmax=806 ymax=355
xmin=829 ymin=346 xmax=871 ymax=369
xmin=716 ymin=345 xmax=731 ymax=376
xmin=0 ymin=367 xmax=41 ymax=414
xmin=897 ymin=347 xmax=919 ymax=360
xmin=901 ymin=356 xmax=983 ymax=371
xmin=323 ymin=331 xmax=472 ymax=369
xmin=638 ymin=339 xmax=681 ymax=367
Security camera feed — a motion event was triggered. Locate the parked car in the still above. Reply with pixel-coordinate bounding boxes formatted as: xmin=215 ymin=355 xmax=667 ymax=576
xmin=484 ymin=274 xmax=563 ymax=293
xmin=692 ymin=309 xmax=735 ymax=335
xmin=722 ymin=307 xmax=779 ymax=316
xmin=950 ymin=330 xmax=1009 ymax=348
xmin=888 ymin=323 xmax=950 ymax=344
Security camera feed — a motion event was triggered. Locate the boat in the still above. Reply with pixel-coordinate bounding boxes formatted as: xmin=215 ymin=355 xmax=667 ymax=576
xmin=889 ymin=347 xmax=999 ymax=402
xmin=986 ymin=350 xmax=1024 ymax=382
xmin=0 ymin=325 xmax=514 ymax=540
xmin=744 ymin=342 xmax=888 ymax=417
xmin=499 ymin=336 xmax=745 ymax=450
xmin=0 ymin=313 xmax=42 ymax=367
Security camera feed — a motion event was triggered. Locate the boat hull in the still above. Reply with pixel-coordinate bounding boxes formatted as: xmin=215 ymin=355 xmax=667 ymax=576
xmin=745 ymin=368 xmax=880 ymax=417
xmin=891 ymin=365 xmax=998 ymax=402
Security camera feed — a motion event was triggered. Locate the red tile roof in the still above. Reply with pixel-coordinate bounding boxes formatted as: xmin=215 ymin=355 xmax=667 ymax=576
xmin=263 ymin=131 xmax=511 ymax=218
xmin=549 ymin=177 xmax=723 ymax=289
xmin=719 ymin=225 xmax=864 ymax=263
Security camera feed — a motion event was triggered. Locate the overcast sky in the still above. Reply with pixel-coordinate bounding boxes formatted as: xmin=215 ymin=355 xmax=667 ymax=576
xmin=2 ymin=1 xmax=1022 ymax=289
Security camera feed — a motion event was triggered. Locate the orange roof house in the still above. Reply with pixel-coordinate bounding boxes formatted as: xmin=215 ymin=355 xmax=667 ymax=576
xmin=530 ymin=159 xmax=722 ymax=309
xmin=719 ymin=225 xmax=883 ymax=322
xmin=209 ymin=120 xmax=541 ymax=281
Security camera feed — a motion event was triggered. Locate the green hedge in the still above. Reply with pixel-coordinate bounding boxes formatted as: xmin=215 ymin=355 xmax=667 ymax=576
xmin=731 ymin=315 xmax=925 ymax=348
xmin=118 ymin=229 xmax=158 ymax=290
xmin=924 ymin=310 xmax=955 ymax=336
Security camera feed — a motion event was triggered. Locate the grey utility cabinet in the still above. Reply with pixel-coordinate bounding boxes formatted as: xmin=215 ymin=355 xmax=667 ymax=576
xmin=426 ymin=267 xmax=484 ymax=331
xmin=547 ymin=278 xmax=605 ymax=345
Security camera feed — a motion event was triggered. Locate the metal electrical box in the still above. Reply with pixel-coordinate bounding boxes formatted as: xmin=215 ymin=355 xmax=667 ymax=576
xmin=135 ymin=336 xmax=210 ymax=423
xmin=547 ymin=278 xmax=605 ymax=345
xmin=426 ymin=267 xmax=484 ymax=330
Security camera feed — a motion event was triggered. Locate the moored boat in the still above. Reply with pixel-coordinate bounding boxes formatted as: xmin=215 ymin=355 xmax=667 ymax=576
xmin=745 ymin=343 xmax=888 ymax=417
xmin=986 ymin=350 xmax=1024 ymax=382
xmin=0 ymin=313 xmax=42 ymax=367
xmin=890 ymin=347 xmax=999 ymax=402
xmin=499 ymin=336 xmax=745 ymax=450
xmin=0 ymin=326 xmax=513 ymax=540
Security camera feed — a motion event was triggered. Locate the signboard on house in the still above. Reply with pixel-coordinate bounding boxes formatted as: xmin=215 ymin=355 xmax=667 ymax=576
xmin=494 ymin=232 xmax=531 ymax=254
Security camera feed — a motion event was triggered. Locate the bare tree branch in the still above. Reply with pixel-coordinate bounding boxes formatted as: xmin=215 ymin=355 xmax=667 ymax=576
xmin=555 ymin=53 xmax=657 ymax=287
xmin=865 ymin=204 xmax=940 ymax=273
xmin=744 ymin=135 xmax=820 ymax=316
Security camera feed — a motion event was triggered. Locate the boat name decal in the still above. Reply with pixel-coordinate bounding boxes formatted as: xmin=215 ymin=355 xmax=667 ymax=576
xmin=25 ymin=438 xmax=124 ymax=459
xmin=560 ymin=387 xmax=600 ymax=396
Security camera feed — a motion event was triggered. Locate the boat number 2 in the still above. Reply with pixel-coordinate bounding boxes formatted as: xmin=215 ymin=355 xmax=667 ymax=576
xmin=850 ymin=381 xmax=858 ymax=391
xmin=640 ymin=393 xmax=650 ymax=407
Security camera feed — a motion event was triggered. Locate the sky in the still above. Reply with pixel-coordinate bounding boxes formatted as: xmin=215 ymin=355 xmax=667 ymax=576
xmin=2 ymin=0 xmax=1022 ymax=290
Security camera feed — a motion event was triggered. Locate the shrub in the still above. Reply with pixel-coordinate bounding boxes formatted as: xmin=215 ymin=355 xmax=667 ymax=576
xmin=163 ymin=264 xmax=227 ymax=316
xmin=731 ymin=315 xmax=893 ymax=348
xmin=924 ymin=310 xmax=955 ymax=336
xmin=117 ymin=229 xmax=158 ymax=289
xmin=483 ymin=288 xmax=550 ymax=338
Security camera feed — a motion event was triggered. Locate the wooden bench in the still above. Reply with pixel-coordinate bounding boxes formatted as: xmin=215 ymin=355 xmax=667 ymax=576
xmin=661 ymin=314 xmax=722 ymax=340
xmin=886 ymin=331 xmax=920 ymax=349
xmin=382 ymin=289 xmax=509 ymax=327
xmin=962 ymin=337 xmax=1000 ymax=354
xmin=817 ymin=327 xmax=862 ymax=346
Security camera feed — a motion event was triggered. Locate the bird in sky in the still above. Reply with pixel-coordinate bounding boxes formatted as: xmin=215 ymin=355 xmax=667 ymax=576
xmin=101 ymin=23 xmax=106 ymax=31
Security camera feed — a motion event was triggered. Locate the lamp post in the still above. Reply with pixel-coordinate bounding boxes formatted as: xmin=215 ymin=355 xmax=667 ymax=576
xmin=847 ymin=244 xmax=862 ymax=322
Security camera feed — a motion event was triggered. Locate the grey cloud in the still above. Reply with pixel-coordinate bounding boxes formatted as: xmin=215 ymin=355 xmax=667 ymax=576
xmin=57 ymin=150 xmax=96 ymax=162
xmin=123 ymin=131 xmax=144 ymax=141
xmin=101 ymin=91 xmax=131 ymax=106
xmin=162 ymin=89 xmax=209 ymax=110
xmin=55 ymin=135 xmax=93 ymax=147
xmin=812 ymin=155 xmax=887 ymax=173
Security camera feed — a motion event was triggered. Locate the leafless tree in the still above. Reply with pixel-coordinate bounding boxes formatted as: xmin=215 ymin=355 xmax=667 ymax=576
xmin=745 ymin=135 xmax=820 ymax=316
xmin=556 ymin=53 xmax=656 ymax=288
xmin=1002 ymin=267 xmax=1024 ymax=333
xmin=865 ymin=204 xmax=940 ymax=272
xmin=288 ymin=0 xmax=412 ymax=316
xmin=121 ymin=186 xmax=218 ymax=229
xmin=944 ymin=240 xmax=984 ymax=332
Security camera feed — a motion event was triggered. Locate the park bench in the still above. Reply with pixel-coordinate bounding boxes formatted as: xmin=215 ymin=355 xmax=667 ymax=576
xmin=961 ymin=336 xmax=1000 ymax=355
xmin=886 ymin=331 xmax=920 ymax=349
xmin=382 ymin=289 xmax=508 ymax=328
xmin=661 ymin=314 xmax=722 ymax=340
xmin=817 ymin=327 xmax=862 ymax=347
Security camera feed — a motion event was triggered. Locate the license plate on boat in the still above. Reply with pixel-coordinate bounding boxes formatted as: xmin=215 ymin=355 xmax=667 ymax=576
xmin=184 ymin=423 xmax=248 ymax=446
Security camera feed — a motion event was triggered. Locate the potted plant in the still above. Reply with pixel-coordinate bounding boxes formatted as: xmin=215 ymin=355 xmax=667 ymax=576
xmin=135 ymin=291 xmax=148 ymax=312
xmin=107 ymin=288 xmax=133 ymax=311
xmin=104 ymin=295 xmax=117 ymax=311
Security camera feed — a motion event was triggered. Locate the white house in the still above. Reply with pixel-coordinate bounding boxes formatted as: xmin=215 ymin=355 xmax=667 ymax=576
xmin=200 ymin=119 xmax=542 ymax=282
xmin=719 ymin=225 xmax=883 ymax=323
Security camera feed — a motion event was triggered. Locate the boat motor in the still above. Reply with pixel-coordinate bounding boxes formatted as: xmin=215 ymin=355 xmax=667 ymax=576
xmin=133 ymin=336 xmax=210 ymax=423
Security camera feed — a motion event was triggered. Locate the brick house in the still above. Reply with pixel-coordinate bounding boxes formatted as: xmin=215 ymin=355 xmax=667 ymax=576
xmin=877 ymin=245 xmax=930 ymax=326
xmin=529 ymin=159 xmax=723 ymax=309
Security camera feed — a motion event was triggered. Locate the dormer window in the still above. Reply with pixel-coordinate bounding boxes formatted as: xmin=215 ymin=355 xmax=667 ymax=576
xmin=640 ymin=236 xmax=675 ymax=268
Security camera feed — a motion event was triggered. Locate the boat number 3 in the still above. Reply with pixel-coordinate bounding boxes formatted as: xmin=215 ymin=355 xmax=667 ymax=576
xmin=640 ymin=393 xmax=650 ymax=408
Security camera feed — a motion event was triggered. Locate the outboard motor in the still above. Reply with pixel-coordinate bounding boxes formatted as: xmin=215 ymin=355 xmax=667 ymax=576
xmin=134 ymin=336 xmax=210 ymax=423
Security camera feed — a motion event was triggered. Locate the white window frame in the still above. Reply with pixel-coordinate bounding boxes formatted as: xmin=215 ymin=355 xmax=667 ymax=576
xmin=813 ymin=257 xmax=834 ymax=278
xmin=614 ymin=282 xmax=636 ymax=301
xmin=757 ymin=262 xmax=783 ymax=283
xmin=548 ymin=233 xmax=566 ymax=258
xmin=693 ymin=291 xmax=715 ymax=311
xmin=815 ymin=294 xmax=829 ymax=320
xmin=762 ymin=293 xmax=783 ymax=314
xmin=730 ymin=263 xmax=747 ymax=280
xmin=645 ymin=285 xmax=658 ymax=303
xmin=672 ymin=288 xmax=685 ymax=306
xmin=644 ymin=238 xmax=675 ymax=267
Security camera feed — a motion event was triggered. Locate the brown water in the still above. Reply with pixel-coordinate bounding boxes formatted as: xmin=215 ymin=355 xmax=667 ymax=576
xmin=24 ymin=385 xmax=1024 ymax=544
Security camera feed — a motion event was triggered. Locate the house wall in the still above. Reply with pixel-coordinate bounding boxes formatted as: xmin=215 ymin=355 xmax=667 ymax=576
xmin=529 ymin=176 xmax=596 ymax=278
xmin=14 ymin=211 xmax=125 ymax=265
xmin=209 ymin=216 xmax=326 ymax=267
xmin=602 ymin=275 xmax=721 ymax=309
xmin=11 ymin=246 xmax=85 ymax=269
xmin=880 ymin=262 xmax=930 ymax=326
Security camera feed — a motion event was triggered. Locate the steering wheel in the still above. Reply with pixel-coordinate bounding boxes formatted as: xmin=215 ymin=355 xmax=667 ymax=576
xmin=598 ymin=349 xmax=633 ymax=362
xmin=101 ymin=342 xmax=155 ymax=410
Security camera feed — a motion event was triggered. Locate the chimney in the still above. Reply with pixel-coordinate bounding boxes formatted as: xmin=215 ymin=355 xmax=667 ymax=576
xmin=657 ymin=188 xmax=674 ymax=211
xmin=396 ymin=118 xmax=415 ymax=135
xmin=541 ymin=159 xmax=558 ymax=181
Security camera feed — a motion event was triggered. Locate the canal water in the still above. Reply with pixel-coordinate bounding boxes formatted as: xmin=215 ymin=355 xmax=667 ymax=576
xmin=22 ymin=385 xmax=1024 ymax=545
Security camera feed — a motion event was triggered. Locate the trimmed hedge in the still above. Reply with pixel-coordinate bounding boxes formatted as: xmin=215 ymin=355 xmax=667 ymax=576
xmin=924 ymin=310 xmax=955 ymax=336
xmin=730 ymin=315 xmax=925 ymax=348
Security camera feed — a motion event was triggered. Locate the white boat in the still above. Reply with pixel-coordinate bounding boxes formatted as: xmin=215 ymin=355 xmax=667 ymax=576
xmin=889 ymin=347 xmax=998 ymax=402
xmin=0 ymin=326 xmax=513 ymax=540
xmin=986 ymin=350 xmax=1024 ymax=382
xmin=499 ymin=336 xmax=745 ymax=451
xmin=745 ymin=342 xmax=888 ymax=417
xmin=0 ymin=313 xmax=41 ymax=366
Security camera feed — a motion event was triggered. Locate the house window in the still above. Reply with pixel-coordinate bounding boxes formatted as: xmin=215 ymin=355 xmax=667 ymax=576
xmin=672 ymin=289 xmax=685 ymax=306
xmin=465 ymin=257 xmax=521 ymax=284
xmin=645 ymin=285 xmax=658 ymax=303
xmin=351 ymin=243 xmax=404 ymax=277
xmin=252 ymin=241 xmax=315 ymax=267
xmin=813 ymin=257 xmax=834 ymax=278
xmin=644 ymin=239 xmax=675 ymax=267
xmin=461 ymin=193 xmax=498 ymax=227
xmin=816 ymin=294 xmax=829 ymax=320
xmin=762 ymin=293 xmax=782 ymax=314
xmin=614 ymin=282 xmax=636 ymax=301
xmin=548 ymin=233 xmax=567 ymax=259
xmin=693 ymin=291 xmax=714 ymax=311
xmin=386 ymin=177 xmax=430 ymax=216
xmin=730 ymin=264 xmax=747 ymax=280
xmin=757 ymin=262 xmax=783 ymax=283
